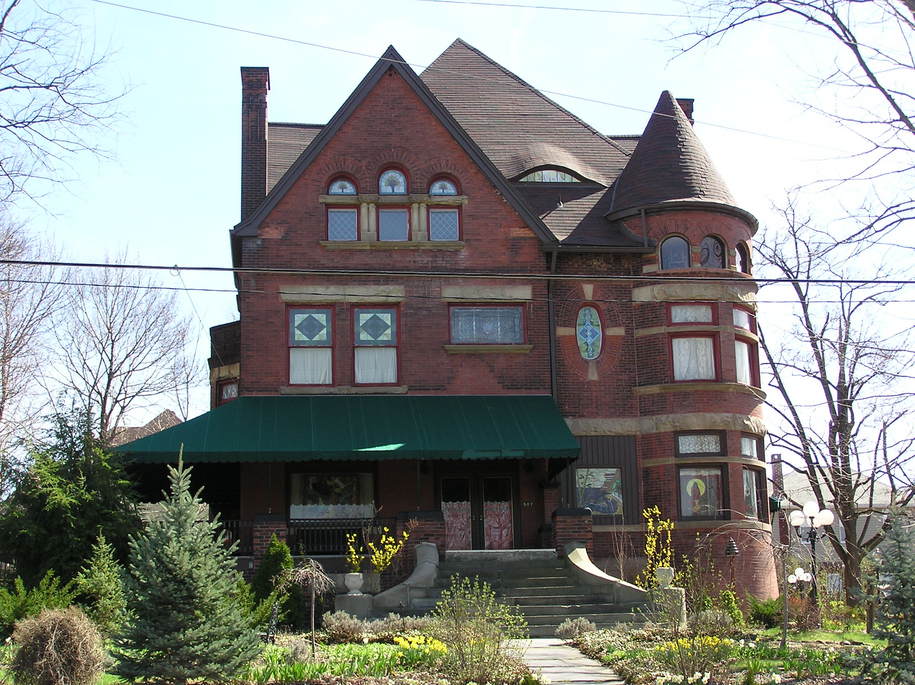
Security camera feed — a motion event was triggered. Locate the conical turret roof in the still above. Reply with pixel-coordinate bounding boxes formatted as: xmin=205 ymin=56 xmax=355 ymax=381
xmin=609 ymin=91 xmax=734 ymax=215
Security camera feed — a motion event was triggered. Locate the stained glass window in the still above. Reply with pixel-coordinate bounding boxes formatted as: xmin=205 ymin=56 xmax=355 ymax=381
xmin=576 ymin=306 xmax=602 ymax=360
xmin=328 ymin=178 xmax=356 ymax=194
xmin=429 ymin=179 xmax=457 ymax=195
xmin=450 ymin=306 xmax=523 ymax=344
xmin=289 ymin=309 xmax=333 ymax=385
xmin=429 ymin=208 xmax=459 ymax=240
xmin=355 ymin=308 xmax=397 ymax=384
xmin=660 ymin=236 xmax=690 ymax=269
xmin=575 ymin=468 xmax=623 ymax=516
xmin=379 ymin=169 xmax=406 ymax=194
xmin=737 ymin=242 xmax=751 ymax=274
xmin=700 ymin=236 xmax=725 ymax=268
xmin=679 ymin=467 xmax=723 ymax=519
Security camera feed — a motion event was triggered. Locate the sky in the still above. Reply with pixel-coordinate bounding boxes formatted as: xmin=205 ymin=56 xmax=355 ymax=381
xmin=11 ymin=0 xmax=913 ymax=424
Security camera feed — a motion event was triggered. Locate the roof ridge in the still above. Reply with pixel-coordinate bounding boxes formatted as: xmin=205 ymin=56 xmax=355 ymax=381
xmin=425 ymin=39 xmax=631 ymax=159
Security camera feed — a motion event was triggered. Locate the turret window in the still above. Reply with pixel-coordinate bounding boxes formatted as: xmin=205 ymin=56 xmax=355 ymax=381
xmin=699 ymin=235 xmax=726 ymax=268
xmin=660 ymin=236 xmax=690 ymax=270
xmin=737 ymin=242 xmax=752 ymax=274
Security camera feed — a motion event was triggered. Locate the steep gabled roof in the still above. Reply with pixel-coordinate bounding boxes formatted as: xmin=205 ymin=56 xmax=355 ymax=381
xmin=233 ymin=46 xmax=557 ymax=246
xmin=267 ymin=123 xmax=322 ymax=191
xmin=607 ymin=91 xmax=736 ymax=216
xmin=421 ymin=39 xmax=630 ymax=186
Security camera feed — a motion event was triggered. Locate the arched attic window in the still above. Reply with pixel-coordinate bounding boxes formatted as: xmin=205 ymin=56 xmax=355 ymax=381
xmin=736 ymin=242 xmax=752 ymax=274
xmin=379 ymin=169 xmax=407 ymax=194
xmin=429 ymin=178 xmax=458 ymax=195
xmin=518 ymin=169 xmax=581 ymax=183
xmin=660 ymin=236 xmax=690 ymax=270
xmin=328 ymin=177 xmax=356 ymax=194
xmin=699 ymin=236 xmax=726 ymax=269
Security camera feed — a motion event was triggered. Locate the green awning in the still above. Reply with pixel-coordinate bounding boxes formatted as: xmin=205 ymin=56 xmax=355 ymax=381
xmin=115 ymin=395 xmax=579 ymax=464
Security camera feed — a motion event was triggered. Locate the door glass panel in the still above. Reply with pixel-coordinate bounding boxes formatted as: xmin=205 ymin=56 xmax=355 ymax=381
xmin=441 ymin=478 xmax=471 ymax=550
xmin=482 ymin=477 xmax=512 ymax=550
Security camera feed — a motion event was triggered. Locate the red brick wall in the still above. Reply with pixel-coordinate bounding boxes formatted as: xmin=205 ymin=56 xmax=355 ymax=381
xmin=552 ymin=508 xmax=593 ymax=556
xmin=252 ymin=515 xmax=288 ymax=571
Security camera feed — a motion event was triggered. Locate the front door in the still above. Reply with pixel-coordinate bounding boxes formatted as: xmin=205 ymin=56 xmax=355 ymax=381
xmin=440 ymin=475 xmax=514 ymax=550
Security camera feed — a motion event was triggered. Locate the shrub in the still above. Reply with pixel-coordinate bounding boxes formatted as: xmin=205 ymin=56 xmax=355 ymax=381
xmin=113 ymin=461 xmax=262 ymax=682
xmin=252 ymin=534 xmax=293 ymax=601
xmin=636 ymin=506 xmax=675 ymax=590
xmin=555 ymin=616 xmax=597 ymax=640
xmin=687 ymin=609 xmax=734 ymax=637
xmin=365 ymin=526 xmax=410 ymax=573
xmin=0 ymin=571 xmax=77 ymax=639
xmin=74 ymin=534 xmax=126 ymax=636
xmin=430 ymin=575 xmax=527 ymax=684
xmin=651 ymin=635 xmax=736 ymax=679
xmin=9 ymin=606 xmax=105 ymax=685
xmin=747 ymin=594 xmax=782 ymax=628
xmin=718 ymin=589 xmax=744 ymax=627
xmin=365 ymin=612 xmax=433 ymax=642
xmin=323 ymin=610 xmax=366 ymax=643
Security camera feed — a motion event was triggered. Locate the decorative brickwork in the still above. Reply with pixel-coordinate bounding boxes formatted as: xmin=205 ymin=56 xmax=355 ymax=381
xmin=552 ymin=507 xmax=593 ymax=557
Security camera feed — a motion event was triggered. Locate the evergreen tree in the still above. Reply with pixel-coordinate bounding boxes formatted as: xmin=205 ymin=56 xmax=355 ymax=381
xmin=74 ymin=534 xmax=126 ymax=637
xmin=251 ymin=534 xmax=292 ymax=602
xmin=867 ymin=513 xmax=915 ymax=683
xmin=113 ymin=461 xmax=261 ymax=682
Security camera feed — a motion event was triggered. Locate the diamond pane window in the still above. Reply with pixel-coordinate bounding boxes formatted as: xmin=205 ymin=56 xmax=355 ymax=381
xmin=677 ymin=433 xmax=722 ymax=455
xmin=680 ymin=467 xmax=724 ymax=519
xmin=327 ymin=208 xmax=357 ymax=241
xmin=328 ymin=178 xmax=356 ymax=195
xmin=429 ymin=179 xmax=457 ymax=195
xmin=576 ymin=306 xmax=602 ymax=360
xmin=379 ymin=169 xmax=406 ymax=194
xmin=289 ymin=308 xmax=333 ymax=385
xmin=355 ymin=308 xmax=397 ymax=385
xmin=356 ymin=309 xmax=396 ymax=346
xmin=671 ymin=304 xmax=713 ymax=324
xmin=379 ymin=209 xmax=409 ymax=241
xmin=660 ymin=236 xmax=690 ymax=269
xmin=429 ymin=208 xmax=459 ymax=240
xmin=450 ymin=306 xmax=523 ymax=344
xmin=700 ymin=235 xmax=726 ymax=268
xmin=290 ymin=309 xmax=332 ymax=346
xmin=575 ymin=468 xmax=623 ymax=516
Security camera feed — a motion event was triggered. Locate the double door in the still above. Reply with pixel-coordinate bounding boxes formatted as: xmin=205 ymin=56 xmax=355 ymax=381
xmin=440 ymin=475 xmax=513 ymax=550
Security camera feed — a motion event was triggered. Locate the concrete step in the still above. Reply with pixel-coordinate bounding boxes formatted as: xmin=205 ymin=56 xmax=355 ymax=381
xmin=508 ymin=593 xmax=605 ymax=606
xmin=500 ymin=585 xmax=581 ymax=597
xmin=516 ymin=603 xmax=629 ymax=617
xmin=524 ymin=612 xmax=643 ymax=627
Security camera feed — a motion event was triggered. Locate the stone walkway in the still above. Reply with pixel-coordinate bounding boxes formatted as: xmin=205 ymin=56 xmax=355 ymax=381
xmin=516 ymin=638 xmax=626 ymax=685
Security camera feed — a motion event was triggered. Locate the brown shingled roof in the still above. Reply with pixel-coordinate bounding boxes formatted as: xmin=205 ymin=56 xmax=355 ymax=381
xmin=268 ymin=123 xmax=322 ymax=191
xmin=608 ymin=91 xmax=735 ymax=215
xmin=421 ymin=39 xmax=631 ymax=186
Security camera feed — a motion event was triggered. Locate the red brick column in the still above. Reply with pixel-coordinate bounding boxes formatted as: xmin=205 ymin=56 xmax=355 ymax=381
xmin=252 ymin=514 xmax=288 ymax=572
xmin=552 ymin=507 xmax=593 ymax=557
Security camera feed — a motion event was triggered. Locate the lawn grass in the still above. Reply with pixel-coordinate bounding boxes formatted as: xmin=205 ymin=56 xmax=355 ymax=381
xmin=757 ymin=626 xmax=885 ymax=646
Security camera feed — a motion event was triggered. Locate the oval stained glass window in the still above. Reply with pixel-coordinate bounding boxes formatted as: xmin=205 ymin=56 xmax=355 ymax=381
xmin=576 ymin=306 xmax=602 ymax=360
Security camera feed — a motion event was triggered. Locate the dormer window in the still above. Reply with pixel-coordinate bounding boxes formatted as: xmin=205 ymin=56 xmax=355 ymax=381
xmin=328 ymin=178 xmax=356 ymax=195
xmin=379 ymin=169 xmax=407 ymax=194
xmin=518 ymin=169 xmax=580 ymax=183
xmin=429 ymin=178 xmax=457 ymax=195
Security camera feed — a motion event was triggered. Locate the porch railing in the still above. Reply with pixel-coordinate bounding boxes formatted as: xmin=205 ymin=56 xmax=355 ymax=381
xmin=217 ymin=519 xmax=253 ymax=556
xmin=287 ymin=517 xmax=397 ymax=555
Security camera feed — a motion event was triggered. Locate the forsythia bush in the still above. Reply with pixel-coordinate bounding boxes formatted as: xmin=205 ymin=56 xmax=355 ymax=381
xmin=636 ymin=506 xmax=675 ymax=590
xmin=366 ymin=527 xmax=410 ymax=573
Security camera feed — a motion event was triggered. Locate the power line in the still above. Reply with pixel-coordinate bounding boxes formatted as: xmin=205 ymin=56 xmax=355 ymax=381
xmin=86 ymin=0 xmax=849 ymax=152
xmin=417 ymin=0 xmax=702 ymax=18
xmin=6 ymin=257 xmax=915 ymax=286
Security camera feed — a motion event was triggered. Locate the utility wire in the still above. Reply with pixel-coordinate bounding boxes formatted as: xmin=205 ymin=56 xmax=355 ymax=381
xmin=86 ymin=0 xmax=850 ymax=152
xmin=7 ymin=257 xmax=915 ymax=286
xmin=417 ymin=0 xmax=703 ymax=18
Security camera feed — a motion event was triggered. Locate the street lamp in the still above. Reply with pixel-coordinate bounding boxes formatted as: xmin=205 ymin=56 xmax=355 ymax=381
xmin=789 ymin=502 xmax=834 ymax=606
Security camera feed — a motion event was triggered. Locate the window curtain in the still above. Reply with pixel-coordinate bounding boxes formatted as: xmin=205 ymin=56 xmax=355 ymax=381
xmin=355 ymin=347 xmax=397 ymax=384
xmin=677 ymin=434 xmax=721 ymax=454
xmin=672 ymin=337 xmax=715 ymax=380
xmin=735 ymin=340 xmax=752 ymax=384
xmin=290 ymin=348 xmax=332 ymax=384
xmin=744 ymin=469 xmax=759 ymax=519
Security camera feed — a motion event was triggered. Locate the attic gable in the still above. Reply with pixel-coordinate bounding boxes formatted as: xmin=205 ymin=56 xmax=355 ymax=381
xmin=232 ymin=45 xmax=555 ymax=248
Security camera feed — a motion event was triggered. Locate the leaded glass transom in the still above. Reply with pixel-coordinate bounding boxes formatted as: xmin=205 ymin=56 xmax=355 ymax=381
xmin=290 ymin=309 xmax=332 ymax=346
xmin=327 ymin=208 xmax=357 ymax=241
xmin=429 ymin=208 xmax=459 ymax=241
xmin=677 ymin=433 xmax=722 ymax=455
xmin=576 ymin=306 xmax=602 ymax=360
xmin=328 ymin=178 xmax=356 ymax=194
xmin=429 ymin=179 xmax=457 ymax=195
xmin=450 ymin=306 xmax=523 ymax=344
xmin=356 ymin=309 xmax=396 ymax=345
xmin=671 ymin=304 xmax=713 ymax=323
xmin=379 ymin=169 xmax=406 ymax=194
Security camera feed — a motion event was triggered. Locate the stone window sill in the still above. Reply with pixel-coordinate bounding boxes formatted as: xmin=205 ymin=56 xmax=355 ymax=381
xmin=443 ymin=344 xmax=534 ymax=354
xmin=320 ymin=241 xmax=464 ymax=250
xmin=280 ymin=385 xmax=408 ymax=395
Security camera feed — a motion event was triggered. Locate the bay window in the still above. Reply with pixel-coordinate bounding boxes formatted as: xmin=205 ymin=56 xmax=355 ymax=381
xmin=679 ymin=466 xmax=725 ymax=520
xmin=671 ymin=335 xmax=717 ymax=381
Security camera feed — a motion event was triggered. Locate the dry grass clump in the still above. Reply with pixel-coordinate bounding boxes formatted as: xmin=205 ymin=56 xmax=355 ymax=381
xmin=10 ymin=606 xmax=105 ymax=685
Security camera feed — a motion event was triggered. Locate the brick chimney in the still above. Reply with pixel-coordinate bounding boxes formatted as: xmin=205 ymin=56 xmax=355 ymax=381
xmin=676 ymin=98 xmax=695 ymax=126
xmin=240 ymin=67 xmax=270 ymax=222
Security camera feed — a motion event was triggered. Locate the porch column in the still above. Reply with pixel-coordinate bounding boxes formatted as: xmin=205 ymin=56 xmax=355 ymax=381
xmin=552 ymin=507 xmax=593 ymax=557
xmin=252 ymin=513 xmax=288 ymax=571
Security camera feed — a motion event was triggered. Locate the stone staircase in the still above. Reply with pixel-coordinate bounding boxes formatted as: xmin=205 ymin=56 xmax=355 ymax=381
xmin=405 ymin=549 xmax=646 ymax=638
